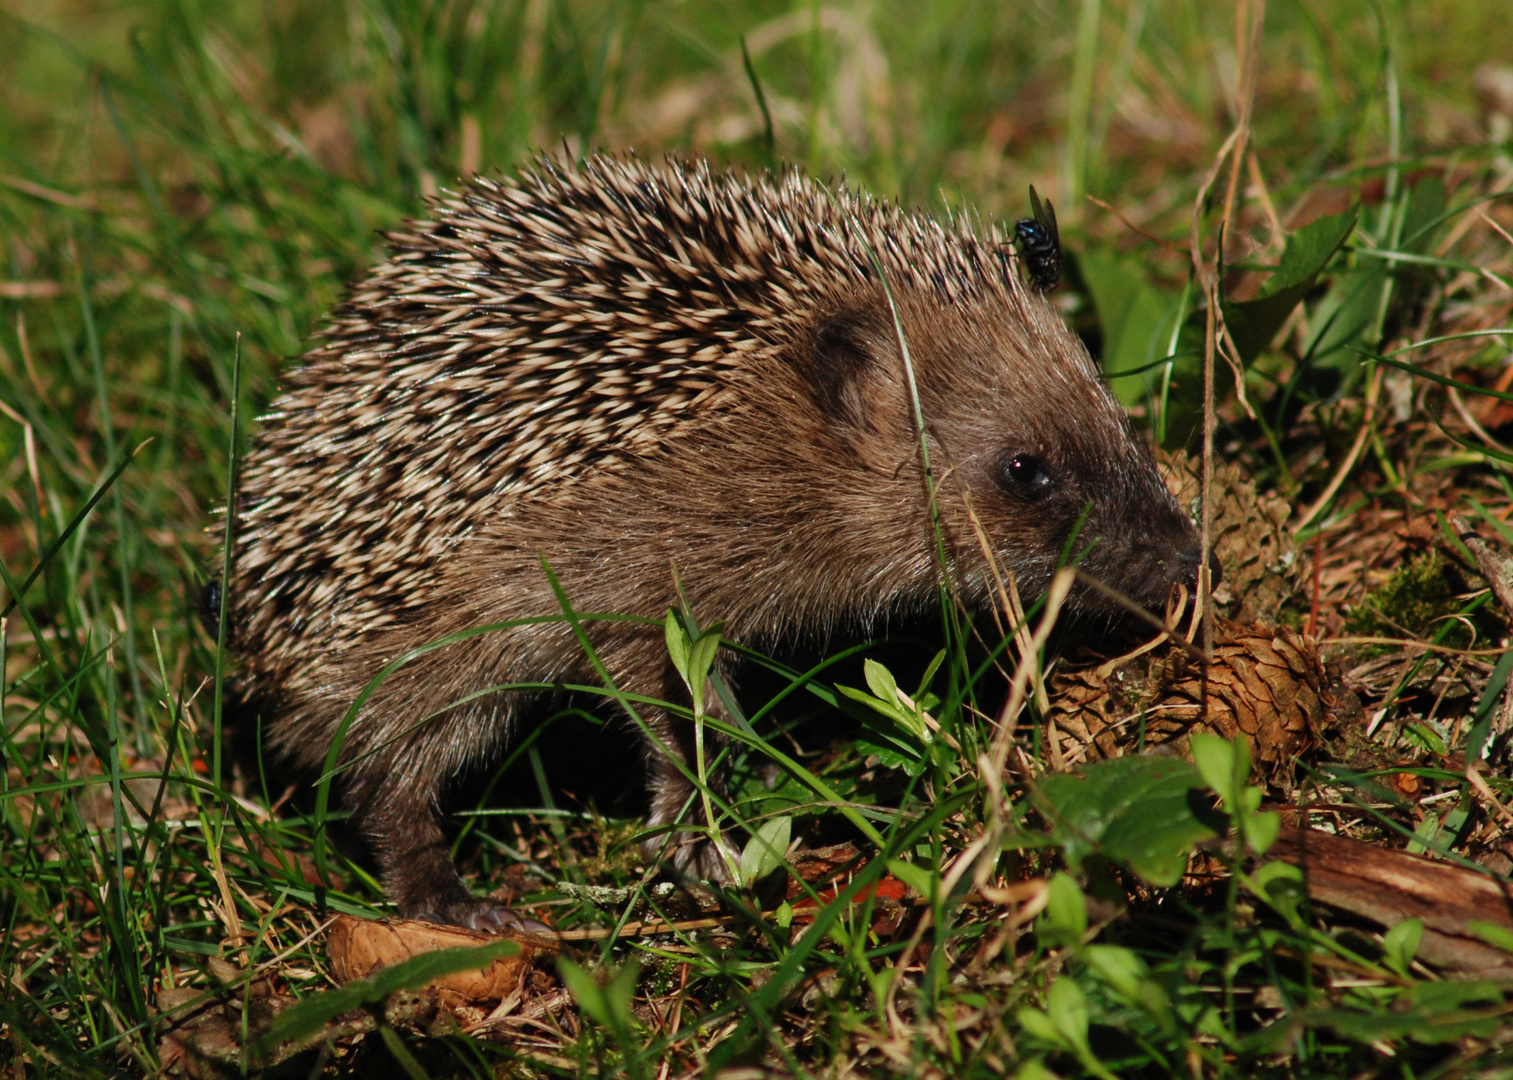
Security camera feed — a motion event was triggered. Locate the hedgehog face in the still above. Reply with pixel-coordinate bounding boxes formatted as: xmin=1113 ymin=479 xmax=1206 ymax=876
xmin=922 ymin=298 xmax=1206 ymax=619
xmin=972 ymin=427 xmax=1206 ymax=616
xmin=806 ymin=289 xmax=1205 ymax=620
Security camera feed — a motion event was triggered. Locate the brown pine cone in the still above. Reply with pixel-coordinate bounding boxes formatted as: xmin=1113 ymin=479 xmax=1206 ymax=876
xmin=1159 ymin=450 xmax=1303 ymax=623
xmin=1048 ymin=619 xmax=1335 ymax=788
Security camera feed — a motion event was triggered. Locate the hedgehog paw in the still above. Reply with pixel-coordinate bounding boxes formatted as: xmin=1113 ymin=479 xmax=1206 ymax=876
xmin=410 ymin=896 xmax=554 ymax=936
xmin=664 ymin=832 xmax=739 ymax=884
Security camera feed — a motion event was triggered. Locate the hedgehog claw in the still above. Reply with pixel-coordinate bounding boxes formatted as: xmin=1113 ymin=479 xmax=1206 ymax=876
xmin=462 ymin=905 xmax=554 ymax=937
xmin=408 ymin=897 xmax=554 ymax=936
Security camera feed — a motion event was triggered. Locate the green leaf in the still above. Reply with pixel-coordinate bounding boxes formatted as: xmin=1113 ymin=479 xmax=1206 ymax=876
xmin=839 ymin=663 xmax=932 ymax=776
xmin=1041 ymin=872 xmax=1088 ymax=945
xmin=379 ymin=1026 xmax=432 ymax=1080
xmin=1312 ymin=981 xmax=1505 ymax=1045
xmin=664 ymin=610 xmax=690 ymax=685
xmin=1466 ymin=650 xmax=1513 ymax=764
xmin=1246 ymin=808 xmax=1281 ymax=856
xmin=665 ymin=611 xmax=724 ymax=717
xmin=853 ymin=730 xmax=929 ymax=777
xmin=1304 ymin=264 xmax=1386 ymax=374
xmin=1407 ymin=811 xmax=1440 ymax=855
xmin=1084 ymin=944 xmax=1147 ymax=1002
xmin=1085 ymin=945 xmax=1175 ymax=1033
xmin=1010 ymin=1060 xmax=1060 ymax=1080
xmin=687 ymin=630 xmax=722 ymax=717
xmin=1079 ymin=250 xmax=1187 ymax=406
xmin=1400 ymin=176 xmax=1447 ymax=254
xmin=915 ymin=649 xmax=947 ymax=698
xmin=836 ymin=683 xmax=911 ymax=727
xmin=886 ymin=858 xmax=937 ymax=904
xmin=561 ymin=957 xmax=641 ymax=1036
xmin=1039 ymin=756 xmax=1222 ymax=886
xmin=559 ymin=958 xmax=605 ymax=1021
xmin=1222 ymin=206 xmax=1358 ymax=363
xmin=255 ymin=938 xmax=520 ymax=1053
xmin=739 ymin=814 xmax=792 ymax=887
xmin=1469 ymin=920 xmax=1513 ymax=956
xmin=1045 ymin=978 xmax=1092 ymax=1053
xmin=1250 ymin=860 xmax=1304 ymax=925
xmin=1384 ymin=917 xmax=1425 ymax=974
xmin=1190 ymin=732 xmax=1241 ymax=805
xmin=1402 ymin=721 xmax=1449 ymax=757
xmin=863 ymin=658 xmax=900 ymax=703
xmin=1016 ymin=1006 xmax=1070 ymax=1051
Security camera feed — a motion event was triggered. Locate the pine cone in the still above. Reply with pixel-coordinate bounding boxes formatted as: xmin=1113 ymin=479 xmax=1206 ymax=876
xmin=1160 ymin=450 xmax=1302 ymax=623
xmin=1048 ymin=619 xmax=1334 ymax=787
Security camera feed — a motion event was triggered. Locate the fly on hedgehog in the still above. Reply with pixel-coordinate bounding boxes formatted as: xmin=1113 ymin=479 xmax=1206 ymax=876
xmin=218 ymin=154 xmax=1206 ymax=930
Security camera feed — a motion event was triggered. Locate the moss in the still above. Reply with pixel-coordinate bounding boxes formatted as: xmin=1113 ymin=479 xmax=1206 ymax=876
xmin=1344 ymin=550 xmax=1480 ymax=648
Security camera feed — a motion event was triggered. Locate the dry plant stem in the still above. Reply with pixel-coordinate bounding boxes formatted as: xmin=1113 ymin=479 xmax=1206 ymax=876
xmin=1448 ymin=512 xmax=1513 ymax=739
xmin=1218 ymin=315 xmax=1258 ymax=420
xmin=1246 ymin=150 xmax=1283 ymax=250
xmin=1200 ymin=287 xmax=1216 ymax=663
xmin=1296 ymin=365 xmax=1382 ymax=530
xmin=1196 ymin=0 xmax=1265 ymax=673
xmin=1329 ymin=636 xmax=1513 ymax=658
xmin=989 ymin=567 xmax=1075 ymax=779
xmin=965 ymin=878 xmax=1050 ymax=975
xmin=962 ymin=495 xmax=1049 ymax=712
xmin=1011 ymin=572 xmax=1052 ymax=716
xmin=1448 ymin=385 xmax=1513 ymax=454
xmin=555 ymin=915 xmax=740 ymax=941
xmin=1469 ymin=201 xmax=1513 ymax=257
xmin=1185 ymin=127 xmax=1241 ymax=665
xmin=1085 ymin=194 xmax=1186 ymax=251
xmin=1072 ymin=573 xmax=1205 ymax=661
xmin=1307 ymin=533 xmax=1323 ymax=637
xmin=1466 ymin=768 xmax=1513 ymax=832
xmin=882 ymin=830 xmax=996 ymax=1032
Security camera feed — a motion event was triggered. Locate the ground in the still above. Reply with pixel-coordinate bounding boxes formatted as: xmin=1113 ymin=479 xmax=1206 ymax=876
xmin=4 ymin=1 xmax=1513 ymax=1077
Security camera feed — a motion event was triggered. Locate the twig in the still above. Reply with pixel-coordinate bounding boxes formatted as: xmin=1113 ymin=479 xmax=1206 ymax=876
xmin=1307 ymin=533 xmax=1323 ymax=637
xmin=1466 ymin=767 xmax=1513 ymax=833
xmin=1448 ymin=513 xmax=1513 ymax=622
xmin=1085 ymin=194 xmax=1185 ymax=251
xmin=1246 ymin=150 xmax=1284 ymax=252
xmin=1296 ymin=365 xmax=1383 ymax=530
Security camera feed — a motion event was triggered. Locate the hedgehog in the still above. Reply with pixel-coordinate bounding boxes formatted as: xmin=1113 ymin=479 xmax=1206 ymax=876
xmin=225 ymin=154 xmax=1205 ymax=929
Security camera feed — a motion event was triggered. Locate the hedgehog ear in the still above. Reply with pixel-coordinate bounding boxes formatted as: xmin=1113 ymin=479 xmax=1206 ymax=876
xmin=808 ymin=311 xmax=883 ymax=429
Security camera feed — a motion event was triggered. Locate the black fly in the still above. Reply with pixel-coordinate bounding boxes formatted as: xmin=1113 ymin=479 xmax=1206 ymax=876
xmin=1013 ymin=185 xmax=1061 ymax=292
xmin=198 ymin=579 xmax=222 ymax=638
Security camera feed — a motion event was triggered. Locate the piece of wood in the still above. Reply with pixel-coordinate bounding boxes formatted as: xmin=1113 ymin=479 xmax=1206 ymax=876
xmin=1272 ymin=825 xmax=1513 ymax=980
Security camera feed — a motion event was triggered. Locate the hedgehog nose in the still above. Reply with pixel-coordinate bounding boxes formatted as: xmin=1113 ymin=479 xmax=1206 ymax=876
xmin=1177 ymin=546 xmax=1222 ymax=590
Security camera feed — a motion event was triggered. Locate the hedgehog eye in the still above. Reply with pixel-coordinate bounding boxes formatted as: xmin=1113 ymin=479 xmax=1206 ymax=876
xmin=999 ymin=453 xmax=1055 ymax=495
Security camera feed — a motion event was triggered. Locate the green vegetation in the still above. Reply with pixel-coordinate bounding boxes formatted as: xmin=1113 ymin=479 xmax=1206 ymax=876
xmin=1345 ymin=549 xmax=1490 ymax=651
xmin=4 ymin=0 xmax=1513 ymax=1076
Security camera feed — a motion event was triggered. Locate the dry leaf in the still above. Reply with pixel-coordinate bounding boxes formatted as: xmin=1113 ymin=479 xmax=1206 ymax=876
xmin=327 ymin=915 xmax=557 ymax=1009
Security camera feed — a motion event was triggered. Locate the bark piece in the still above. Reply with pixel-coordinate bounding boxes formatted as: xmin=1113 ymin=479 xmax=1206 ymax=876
xmin=1272 ymin=825 xmax=1513 ymax=980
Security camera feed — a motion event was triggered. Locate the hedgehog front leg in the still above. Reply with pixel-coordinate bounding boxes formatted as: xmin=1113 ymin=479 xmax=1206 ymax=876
xmin=345 ymin=729 xmax=549 ymax=932
xmin=645 ymin=699 xmax=741 ymax=883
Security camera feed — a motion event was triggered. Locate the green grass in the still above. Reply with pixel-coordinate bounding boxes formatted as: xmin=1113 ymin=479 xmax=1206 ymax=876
xmin=4 ymin=0 xmax=1513 ymax=1076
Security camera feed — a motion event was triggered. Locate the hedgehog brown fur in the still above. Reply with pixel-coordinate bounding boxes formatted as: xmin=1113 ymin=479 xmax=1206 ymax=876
xmin=228 ymin=154 xmax=1204 ymax=927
